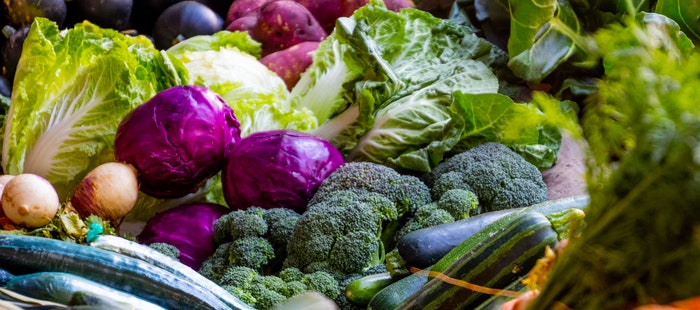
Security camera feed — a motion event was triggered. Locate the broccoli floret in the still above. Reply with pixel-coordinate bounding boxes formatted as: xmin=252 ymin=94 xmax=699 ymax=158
xmin=393 ymin=203 xmax=455 ymax=243
xmin=284 ymin=281 xmax=307 ymax=298
xmin=302 ymin=271 xmax=341 ymax=300
xmin=262 ymin=208 xmax=301 ymax=251
xmin=147 ymin=242 xmax=180 ymax=260
xmin=310 ymin=162 xmax=432 ymax=216
xmin=198 ymin=242 xmax=233 ymax=282
xmin=218 ymin=265 xmax=258 ymax=288
xmin=228 ymin=236 xmax=276 ymax=270
xmin=437 ymin=188 xmax=480 ymax=219
xmin=424 ymin=142 xmax=548 ymax=212
xmin=248 ymin=280 xmax=288 ymax=310
xmin=279 ymin=267 xmax=305 ymax=283
xmin=329 ymin=231 xmax=384 ymax=274
xmin=213 ymin=208 xmax=268 ymax=245
xmin=210 ymin=207 xmax=300 ymax=274
xmin=222 ymin=285 xmax=257 ymax=306
xmin=214 ymin=265 xmax=340 ymax=309
xmin=430 ymin=171 xmax=474 ymax=200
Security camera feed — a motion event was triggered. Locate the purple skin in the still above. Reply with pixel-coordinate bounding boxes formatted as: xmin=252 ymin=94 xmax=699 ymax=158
xmin=260 ymin=41 xmax=319 ymax=90
xmin=252 ymin=0 xmax=327 ymax=56
xmin=293 ymin=0 xmax=343 ymax=34
xmin=138 ymin=202 xmax=229 ymax=270
xmin=115 ymin=85 xmax=241 ymax=199
xmin=224 ymin=0 xmax=268 ymax=26
xmin=222 ymin=129 xmax=344 ymax=213
xmin=225 ymin=14 xmax=258 ymax=33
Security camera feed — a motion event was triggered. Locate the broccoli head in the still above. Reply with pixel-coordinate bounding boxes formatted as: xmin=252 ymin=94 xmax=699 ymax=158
xmin=285 ymin=162 xmax=432 ymax=276
xmin=424 ymin=142 xmax=548 ymax=212
xmin=309 ymin=162 xmax=432 ymax=216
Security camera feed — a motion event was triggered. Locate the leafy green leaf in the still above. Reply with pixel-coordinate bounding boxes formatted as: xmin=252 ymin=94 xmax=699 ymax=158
xmin=653 ymin=0 xmax=700 ymax=43
xmin=507 ymin=0 xmax=582 ymax=83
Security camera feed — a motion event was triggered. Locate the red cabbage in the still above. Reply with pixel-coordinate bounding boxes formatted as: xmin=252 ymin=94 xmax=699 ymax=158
xmin=137 ymin=202 xmax=229 ymax=270
xmin=115 ymin=85 xmax=241 ymax=199
xmin=222 ymin=129 xmax=344 ymax=213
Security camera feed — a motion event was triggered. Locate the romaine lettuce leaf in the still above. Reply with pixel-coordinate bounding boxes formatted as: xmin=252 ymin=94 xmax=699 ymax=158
xmin=167 ymin=31 xmax=318 ymax=137
xmin=1 ymin=18 xmax=187 ymax=200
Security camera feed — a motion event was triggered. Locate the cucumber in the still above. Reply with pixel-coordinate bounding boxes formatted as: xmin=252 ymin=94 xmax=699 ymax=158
xmin=394 ymin=195 xmax=589 ymax=269
xmin=4 ymin=272 xmax=165 ymax=310
xmin=395 ymin=209 xmax=583 ymax=309
xmin=366 ymin=267 xmax=431 ymax=310
xmin=89 ymin=235 xmax=247 ymax=310
xmin=345 ymin=271 xmax=398 ymax=305
xmin=0 ymin=235 xmax=253 ymax=310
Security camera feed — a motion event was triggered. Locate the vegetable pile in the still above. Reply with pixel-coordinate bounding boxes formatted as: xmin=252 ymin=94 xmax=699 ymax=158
xmin=0 ymin=0 xmax=697 ymax=309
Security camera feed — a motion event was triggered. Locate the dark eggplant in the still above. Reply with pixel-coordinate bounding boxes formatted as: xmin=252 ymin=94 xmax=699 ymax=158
xmin=1 ymin=25 xmax=30 ymax=81
xmin=73 ymin=0 xmax=134 ymax=30
xmin=152 ymin=1 xmax=223 ymax=50
xmin=4 ymin=0 xmax=67 ymax=27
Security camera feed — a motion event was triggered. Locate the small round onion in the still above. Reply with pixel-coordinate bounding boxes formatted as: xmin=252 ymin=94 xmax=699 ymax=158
xmin=70 ymin=162 xmax=139 ymax=226
xmin=222 ymin=129 xmax=344 ymax=213
xmin=1 ymin=174 xmax=60 ymax=228
xmin=115 ymin=85 xmax=241 ymax=199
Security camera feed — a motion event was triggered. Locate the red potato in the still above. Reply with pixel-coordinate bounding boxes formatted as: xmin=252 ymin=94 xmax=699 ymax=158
xmin=383 ymin=0 xmax=415 ymax=10
xmin=340 ymin=0 xmax=415 ymax=17
xmin=225 ymin=0 xmax=269 ymax=26
xmin=225 ymin=14 xmax=258 ymax=33
xmin=293 ymin=0 xmax=344 ymax=33
xmin=260 ymin=41 xmax=320 ymax=90
xmin=252 ymin=0 xmax=327 ymax=56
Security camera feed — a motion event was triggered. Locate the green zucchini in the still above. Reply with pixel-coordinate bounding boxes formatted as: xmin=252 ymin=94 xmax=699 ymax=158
xmin=89 ymin=235 xmax=246 ymax=310
xmin=366 ymin=267 xmax=432 ymax=310
xmin=395 ymin=208 xmax=584 ymax=309
xmin=345 ymin=271 xmax=398 ymax=305
xmin=4 ymin=272 xmax=164 ymax=310
xmin=393 ymin=195 xmax=589 ymax=270
xmin=0 ymin=235 xmax=254 ymax=310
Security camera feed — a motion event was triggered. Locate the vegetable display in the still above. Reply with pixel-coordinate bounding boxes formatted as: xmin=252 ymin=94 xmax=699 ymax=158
xmin=2 ymin=0 xmax=700 ymax=309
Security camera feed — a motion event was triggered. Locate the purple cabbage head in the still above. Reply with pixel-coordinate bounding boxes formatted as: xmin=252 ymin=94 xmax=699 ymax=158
xmin=137 ymin=202 xmax=229 ymax=270
xmin=222 ymin=129 xmax=344 ymax=213
xmin=115 ymin=85 xmax=241 ymax=198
